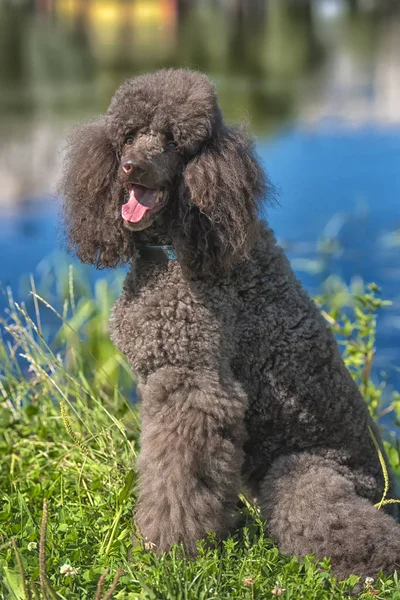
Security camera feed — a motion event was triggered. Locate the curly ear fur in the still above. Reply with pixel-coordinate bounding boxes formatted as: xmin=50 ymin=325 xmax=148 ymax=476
xmin=60 ymin=119 xmax=135 ymax=268
xmin=175 ymin=125 xmax=267 ymax=277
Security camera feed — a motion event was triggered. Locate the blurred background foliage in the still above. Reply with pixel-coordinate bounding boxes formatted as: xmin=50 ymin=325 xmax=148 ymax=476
xmin=1 ymin=0 xmax=400 ymax=128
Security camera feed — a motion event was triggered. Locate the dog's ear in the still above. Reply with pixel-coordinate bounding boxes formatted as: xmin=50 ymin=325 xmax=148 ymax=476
xmin=176 ymin=125 xmax=267 ymax=277
xmin=60 ymin=118 xmax=134 ymax=268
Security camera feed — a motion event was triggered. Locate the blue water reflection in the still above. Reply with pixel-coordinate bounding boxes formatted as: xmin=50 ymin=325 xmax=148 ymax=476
xmin=1 ymin=126 xmax=399 ymax=390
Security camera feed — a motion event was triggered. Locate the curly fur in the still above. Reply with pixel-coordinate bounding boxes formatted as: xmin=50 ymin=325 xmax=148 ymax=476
xmin=61 ymin=119 xmax=135 ymax=268
xmin=60 ymin=68 xmax=400 ymax=583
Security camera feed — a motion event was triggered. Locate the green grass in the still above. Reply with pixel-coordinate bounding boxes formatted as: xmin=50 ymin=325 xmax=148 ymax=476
xmin=1 ymin=268 xmax=400 ymax=599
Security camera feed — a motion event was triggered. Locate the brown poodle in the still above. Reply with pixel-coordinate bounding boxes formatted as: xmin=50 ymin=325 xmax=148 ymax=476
xmin=61 ymin=68 xmax=400 ymax=582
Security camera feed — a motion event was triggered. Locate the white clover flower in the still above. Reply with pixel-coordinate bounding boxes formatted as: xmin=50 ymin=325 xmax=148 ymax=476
xmin=144 ymin=540 xmax=156 ymax=551
xmin=60 ymin=563 xmax=80 ymax=577
xmin=27 ymin=542 xmax=37 ymax=551
xmin=271 ymin=582 xmax=285 ymax=596
xmin=365 ymin=577 xmax=375 ymax=586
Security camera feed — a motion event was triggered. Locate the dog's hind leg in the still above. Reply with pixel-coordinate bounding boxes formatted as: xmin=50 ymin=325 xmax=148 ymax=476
xmin=134 ymin=366 xmax=247 ymax=555
xmin=258 ymin=453 xmax=400 ymax=581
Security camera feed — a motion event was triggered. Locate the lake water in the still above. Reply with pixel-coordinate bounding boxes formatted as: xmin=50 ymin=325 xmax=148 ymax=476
xmin=0 ymin=1 xmax=399 ymax=399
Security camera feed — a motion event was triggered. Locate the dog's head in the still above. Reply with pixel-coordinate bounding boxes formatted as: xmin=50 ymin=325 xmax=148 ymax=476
xmin=108 ymin=69 xmax=222 ymax=234
xmin=61 ymin=69 xmax=268 ymax=276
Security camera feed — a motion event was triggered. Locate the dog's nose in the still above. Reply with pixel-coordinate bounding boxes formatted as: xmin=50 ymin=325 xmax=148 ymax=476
xmin=121 ymin=158 xmax=147 ymax=177
xmin=122 ymin=159 xmax=133 ymax=174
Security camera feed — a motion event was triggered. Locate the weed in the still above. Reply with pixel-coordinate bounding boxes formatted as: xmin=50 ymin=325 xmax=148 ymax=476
xmin=0 ymin=269 xmax=399 ymax=598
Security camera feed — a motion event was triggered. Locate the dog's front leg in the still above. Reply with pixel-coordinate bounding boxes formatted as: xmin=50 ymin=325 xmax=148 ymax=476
xmin=134 ymin=366 xmax=247 ymax=555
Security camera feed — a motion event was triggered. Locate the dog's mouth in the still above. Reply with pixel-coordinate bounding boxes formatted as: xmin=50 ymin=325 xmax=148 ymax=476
xmin=122 ymin=183 xmax=168 ymax=231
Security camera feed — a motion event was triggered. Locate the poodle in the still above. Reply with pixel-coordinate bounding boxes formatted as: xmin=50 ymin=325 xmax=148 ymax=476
xmin=60 ymin=68 xmax=400 ymax=582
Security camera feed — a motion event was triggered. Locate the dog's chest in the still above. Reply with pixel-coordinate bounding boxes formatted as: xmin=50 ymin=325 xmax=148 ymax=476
xmin=109 ymin=262 xmax=238 ymax=379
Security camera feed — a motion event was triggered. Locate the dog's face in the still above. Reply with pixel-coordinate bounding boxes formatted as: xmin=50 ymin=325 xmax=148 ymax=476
xmin=107 ymin=69 xmax=222 ymax=233
xmin=117 ymin=128 xmax=183 ymax=232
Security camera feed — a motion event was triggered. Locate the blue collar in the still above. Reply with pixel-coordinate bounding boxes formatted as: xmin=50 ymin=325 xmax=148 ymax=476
xmin=136 ymin=245 xmax=178 ymax=263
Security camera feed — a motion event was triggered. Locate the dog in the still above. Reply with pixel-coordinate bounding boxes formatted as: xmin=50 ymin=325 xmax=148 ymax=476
xmin=60 ymin=68 xmax=400 ymax=581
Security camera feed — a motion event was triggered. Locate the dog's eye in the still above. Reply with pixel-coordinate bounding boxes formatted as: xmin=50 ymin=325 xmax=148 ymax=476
xmin=125 ymin=135 xmax=135 ymax=145
xmin=167 ymin=141 xmax=177 ymax=150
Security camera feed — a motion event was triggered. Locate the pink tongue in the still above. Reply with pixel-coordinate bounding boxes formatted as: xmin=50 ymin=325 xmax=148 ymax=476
xmin=122 ymin=187 xmax=156 ymax=223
